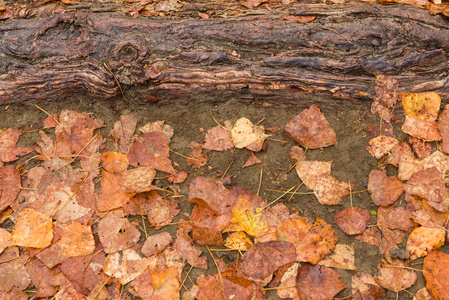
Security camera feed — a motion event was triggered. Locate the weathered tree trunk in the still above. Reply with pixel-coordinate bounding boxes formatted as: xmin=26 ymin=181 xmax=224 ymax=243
xmin=1 ymin=2 xmax=449 ymax=106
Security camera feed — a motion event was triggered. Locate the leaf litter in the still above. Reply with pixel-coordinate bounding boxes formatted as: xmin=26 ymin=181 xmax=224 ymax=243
xmin=2 ymin=92 xmax=449 ymax=299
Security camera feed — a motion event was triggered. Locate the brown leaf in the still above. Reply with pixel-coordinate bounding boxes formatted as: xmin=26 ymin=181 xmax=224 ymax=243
xmin=296 ymin=264 xmax=345 ymax=299
xmin=405 ymin=167 xmax=449 ymax=212
xmin=54 ymin=280 xmax=86 ymax=300
xmin=139 ymin=120 xmax=174 ymax=141
xmin=224 ymin=232 xmax=253 ymax=251
xmin=0 ymin=128 xmax=34 ymax=162
xmin=186 ymin=145 xmax=208 ymax=168
xmin=284 ymin=15 xmax=316 ymax=23
xmin=128 ymin=132 xmax=176 ymax=174
xmin=239 ymin=240 xmax=296 ymax=280
xmin=141 ymin=232 xmax=173 ymax=257
xmin=189 ymin=176 xmax=235 ymax=215
xmin=408 ymin=136 xmax=431 ymax=159
xmin=173 ymin=220 xmax=208 ymax=269
xmin=128 ymin=266 xmax=154 ymax=299
xmin=110 ymin=115 xmax=137 ymax=154
xmin=312 ymin=174 xmax=352 ymax=205
xmin=284 ymin=104 xmax=337 ymax=149
xmin=352 ymin=272 xmax=385 ymax=300
xmin=26 ymin=259 xmax=61 ymax=298
xmin=197 ymin=273 xmax=254 ymax=300
xmin=203 ymin=125 xmax=233 ymax=151
xmin=103 ymin=249 xmax=157 ymax=285
xmin=364 ymin=124 xmax=394 ymax=139
xmin=241 ymin=152 xmax=262 ymax=168
xmin=289 ymin=145 xmax=305 ymax=161
xmin=143 ymin=191 xmax=180 ymax=229
xmin=98 ymin=213 xmax=141 ymax=254
xmin=277 ymin=217 xmax=338 ymax=264
xmin=412 ymin=205 xmax=447 ymax=228
xmin=0 ymin=247 xmax=30 ymax=292
xmin=276 ymin=262 xmax=299 ymax=299
xmin=402 ymin=115 xmax=442 ymax=141
xmin=355 ymin=227 xmax=381 ymax=246
xmin=366 ymin=135 xmax=399 ymax=159
xmin=11 ymin=208 xmax=53 ymax=248
xmin=319 ymin=244 xmax=357 ymax=270
xmin=374 ymin=260 xmax=417 ymax=292
xmin=334 ymin=207 xmax=370 ymax=235
xmin=368 ymin=169 xmax=404 ymax=206
xmin=406 ymin=227 xmax=445 ymax=259
xmin=0 ymin=165 xmax=20 ymax=213
xmin=190 ymin=205 xmax=228 ymax=246
xmin=370 ymin=75 xmax=399 ymax=122
xmin=423 ymin=250 xmax=449 ymax=300
xmin=414 ymin=287 xmax=433 ymax=300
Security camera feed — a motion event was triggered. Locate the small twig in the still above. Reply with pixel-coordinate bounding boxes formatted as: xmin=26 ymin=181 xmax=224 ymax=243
xmin=257 ymin=167 xmax=263 ymax=196
xmin=90 ymin=275 xmax=113 ymax=300
xmin=211 ymin=116 xmax=227 ymax=130
xmin=34 ymin=104 xmax=60 ymax=126
xmin=220 ymin=159 xmax=235 ymax=182
xmin=206 ymin=245 xmax=225 ymax=297
xmin=103 ymin=62 xmax=127 ymax=101
xmin=265 ymin=137 xmax=288 ymax=143
xmin=262 ymin=186 xmax=295 ymax=210
xmin=261 ymin=286 xmax=296 ymax=291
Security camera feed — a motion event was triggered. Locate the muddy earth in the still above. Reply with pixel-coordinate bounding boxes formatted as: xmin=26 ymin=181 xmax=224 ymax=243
xmin=1 ymin=95 xmax=446 ymax=299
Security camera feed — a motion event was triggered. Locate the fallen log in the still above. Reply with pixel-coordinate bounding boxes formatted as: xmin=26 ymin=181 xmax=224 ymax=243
xmin=1 ymin=2 xmax=449 ymax=106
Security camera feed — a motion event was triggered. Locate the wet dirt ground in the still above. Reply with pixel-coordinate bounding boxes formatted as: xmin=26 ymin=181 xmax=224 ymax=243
xmin=2 ymin=95 xmax=446 ymax=299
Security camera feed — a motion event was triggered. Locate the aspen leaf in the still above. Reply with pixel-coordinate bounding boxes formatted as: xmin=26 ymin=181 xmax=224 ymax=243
xmin=98 ymin=213 xmax=141 ymax=254
xmin=203 ymin=125 xmax=233 ymax=151
xmin=0 ymin=165 xmax=20 ymax=214
xmin=374 ymin=260 xmax=417 ymax=293
xmin=110 ymin=115 xmax=137 ymax=154
xmin=224 ymin=231 xmax=253 ymax=251
xmin=423 ymin=250 xmax=449 ymax=300
xmin=366 ymin=135 xmax=399 ymax=159
xmin=11 ymin=208 xmax=53 ymax=248
xmin=231 ymin=117 xmax=269 ymax=151
xmin=59 ymin=222 xmax=95 ymax=258
xmin=400 ymin=92 xmax=441 ymax=121
xmin=368 ymin=169 xmax=404 ymax=206
xmin=352 ymin=272 xmax=385 ymax=300
xmin=334 ymin=207 xmax=370 ymax=235
xmin=402 ymin=115 xmax=441 ymax=142
xmin=319 ymin=244 xmax=357 ymax=270
xmin=0 ymin=128 xmax=33 ymax=162
xmin=406 ymin=227 xmax=445 ymax=259
xmin=151 ymin=266 xmax=180 ymax=300
xmin=100 ymin=152 xmax=129 ymax=173
xmin=296 ymin=264 xmax=345 ymax=299
xmin=229 ymin=197 xmax=269 ymax=237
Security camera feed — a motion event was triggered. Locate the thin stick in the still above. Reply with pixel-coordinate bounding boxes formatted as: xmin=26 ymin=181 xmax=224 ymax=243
xmin=262 ymin=186 xmax=295 ymax=210
xmin=53 ymin=192 xmax=77 ymax=216
xmin=206 ymin=245 xmax=225 ymax=297
xmin=211 ymin=116 xmax=227 ymax=129
xmin=255 ymin=116 xmax=265 ymax=125
xmin=103 ymin=62 xmax=127 ymax=101
xmin=34 ymin=104 xmax=60 ymax=125
xmin=90 ymin=275 xmax=113 ymax=300
xmin=266 ymin=137 xmax=288 ymax=143
xmin=257 ymin=167 xmax=263 ymax=196
xmin=288 ymin=184 xmax=302 ymax=202
xmin=220 ymin=159 xmax=235 ymax=182
xmin=349 ymin=179 xmax=353 ymax=207
xmin=265 ymin=188 xmax=313 ymax=195
xmin=261 ymin=286 xmax=296 ymax=291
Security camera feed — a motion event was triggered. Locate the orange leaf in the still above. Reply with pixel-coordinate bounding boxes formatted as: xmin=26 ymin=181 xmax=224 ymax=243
xmin=59 ymin=222 xmax=95 ymax=258
xmin=11 ymin=208 xmax=53 ymax=248
xmin=400 ymin=92 xmax=441 ymax=121
xmin=406 ymin=227 xmax=445 ymax=259
xmin=100 ymin=152 xmax=129 ymax=173
xmin=366 ymin=135 xmax=399 ymax=159
xmin=374 ymin=260 xmax=417 ymax=292
xmin=151 ymin=266 xmax=180 ymax=300
xmin=423 ymin=250 xmax=449 ymax=300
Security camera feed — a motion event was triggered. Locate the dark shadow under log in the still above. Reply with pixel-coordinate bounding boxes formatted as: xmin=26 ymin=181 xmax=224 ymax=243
xmin=1 ymin=2 xmax=449 ymax=106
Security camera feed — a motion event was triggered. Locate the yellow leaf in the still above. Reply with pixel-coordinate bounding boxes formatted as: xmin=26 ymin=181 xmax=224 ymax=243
xmin=230 ymin=198 xmax=269 ymax=237
xmin=400 ymin=92 xmax=441 ymax=121
xmin=224 ymin=231 xmax=253 ymax=251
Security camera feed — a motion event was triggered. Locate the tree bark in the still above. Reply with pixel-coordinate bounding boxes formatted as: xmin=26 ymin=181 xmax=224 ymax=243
xmin=1 ymin=2 xmax=449 ymax=106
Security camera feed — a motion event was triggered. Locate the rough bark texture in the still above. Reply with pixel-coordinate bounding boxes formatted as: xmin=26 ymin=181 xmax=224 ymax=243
xmin=1 ymin=2 xmax=449 ymax=106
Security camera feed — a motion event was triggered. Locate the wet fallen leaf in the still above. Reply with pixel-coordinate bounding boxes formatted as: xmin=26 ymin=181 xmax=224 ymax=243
xmin=364 ymin=124 xmax=394 ymax=139
xmin=414 ymin=287 xmax=433 ymax=300
xmin=275 ymin=262 xmax=299 ymax=299
xmin=423 ymin=250 xmax=449 ymax=300
xmin=405 ymin=166 xmax=449 ymax=212
xmin=224 ymin=231 xmax=253 ymax=251
xmin=366 ymin=135 xmax=399 ymax=159
xmin=334 ymin=207 xmax=371 ymax=235
xmin=239 ymin=240 xmax=296 ymax=280
xmin=284 ymin=104 xmax=337 ymax=149
xmin=412 ymin=205 xmax=447 ymax=228
xmin=0 ymin=247 xmax=30 ymax=292
xmin=231 ymin=117 xmax=269 ymax=151
xmin=59 ymin=222 xmax=95 ymax=258
xmin=141 ymin=232 xmax=173 ymax=257
xmin=355 ymin=227 xmax=381 ymax=246
xmin=241 ymin=152 xmax=262 ymax=168
xmin=103 ymin=249 xmax=157 ymax=285
xmin=128 ymin=132 xmax=176 ymax=174
xmin=186 ymin=145 xmax=208 ymax=168
xmin=402 ymin=115 xmax=442 ymax=141
xmin=151 ymin=266 xmax=180 ymax=300
xmin=0 ymin=165 xmax=20 ymax=213
xmin=203 ymin=125 xmax=233 ymax=151
xmin=11 ymin=208 xmax=53 ymax=248
xmin=190 ymin=205 xmax=228 ymax=246
xmin=352 ymin=272 xmax=385 ymax=300
xmin=98 ymin=213 xmax=141 ymax=254
xmin=289 ymin=145 xmax=305 ymax=161
xmin=368 ymin=169 xmax=404 ymax=206
xmin=277 ymin=217 xmax=338 ymax=264
xmin=406 ymin=226 xmax=445 ymax=259
xmin=296 ymin=264 xmax=345 ymax=299
xmin=378 ymin=206 xmax=415 ymax=232
xmin=0 ymin=128 xmax=34 ymax=162
xmin=374 ymin=259 xmax=417 ymax=292
xmin=400 ymin=92 xmax=440 ymax=121
xmin=189 ymin=176 xmax=235 ymax=215
xmin=54 ymin=280 xmax=85 ymax=300
xmin=110 ymin=115 xmax=137 ymax=154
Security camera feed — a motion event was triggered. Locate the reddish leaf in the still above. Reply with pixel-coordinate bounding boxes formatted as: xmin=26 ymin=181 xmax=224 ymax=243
xmin=284 ymin=104 xmax=337 ymax=149
xmin=197 ymin=274 xmax=254 ymax=300
xmin=26 ymin=259 xmax=61 ymax=298
xmin=0 ymin=128 xmax=33 ymax=162
xmin=423 ymin=250 xmax=449 ymax=300
xmin=98 ymin=213 xmax=141 ymax=254
xmin=374 ymin=260 xmax=417 ymax=292
xmin=186 ymin=145 xmax=208 ymax=168
xmin=319 ymin=244 xmax=357 ymax=270
xmin=363 ymin=124 xmax=394 ymax=139
xmin=54 ymin=280 xmax=85 ymax=300
xmin=110 ymin=115 xmax=137 ymax=154
xmin=402 ymin=115 xmax=441 ymax=141
xmin=408 ymin=136 xmax=431 ymax=159
xmin=0 ymin=165 xmax=20 ymax=213
xmin=128 ymin=266 xmax=154 ymax=299
xmin=277 ymin=217 xmax=338 ymax=264
xmin=239 ymin=240 xmax=296 ymax=280
xmin=368 ymin=169 xmax=404 ymax=206
xmin=370 ymin=75 xmax=399 ymax=122
xmin=355 ymin=227 xmax=381 ymax=246
xmin=143 ymin=191 xmax=180 ymax=229
xmin=296 ymin=264 xmax=345 ymax=299
xmin=0 ymin=247 xmax=30 ymax=292
xmin=241 ymin=152 xmax=262 ymax=168
xmin=295 ymin=160 xmax=332 ymax=189
xmin=312 ymin=174 xmax=353 ymax=205
xmin=190 ymin=205 xmax=229 ymax=246
xmin=405 ymin=167 xmax=449 ymax=212
xmin=139 ymin=120 xmax=174 ymax=140
xmin=173 ymin=220 xmax=208 ymax=269
xmin=412 ymin=205 xmax=447 ymax=228
xmin=128 ymin=132 xmax=176 ymax=174
xmin=352 ymin=272 xmax=385 ymax=300
xmin=203 ymin=125 xmax=233 ymax=151
xmin=438 ymin=104 xmax=449 ymax=154
xmin=334 ymin=207 xmax=370 ymax=235
xmin=189 ymin=176 xmax=235 ymax=215
xmin=366 ymin=135 xmax=399 ymax=159
xmin=141 ymin=232 xmax=173 ymax=257
xmin=0 ymin=228 xmax=11 ymax=254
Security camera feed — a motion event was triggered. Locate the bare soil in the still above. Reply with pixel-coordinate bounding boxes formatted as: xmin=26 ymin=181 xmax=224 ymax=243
xmin=2 ymin=95 xmax=446 ymax=299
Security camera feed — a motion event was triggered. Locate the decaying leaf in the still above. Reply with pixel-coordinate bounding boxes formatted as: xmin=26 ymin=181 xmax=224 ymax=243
xmin=203 ymin=125 xmax=233 ymax=151
xmin=312 ymin=174 xmax=353 ymax=205
xmin=26 ymin=259 xmax=62 ymax=298
xmin=140 ymin=190 xmax=180 ymax=229
xmin=423 ymin=250 xmax=449 ymax=300
xmin=141 ymin=232 xmax=173 ymax=257
xmin=231 ymin=117 xmax=269 ymax=151
xmin=355 ymin=227 xmax=381 ymax=246
xmin=319 ymin=244 xmax=357 ymax=270
xmin=11 ymin=208 xmax=53 ymax=248
xmin=334 ymin=207 xmax=370 ymax=235
xmin=103 ymin=249 xmax=157 ymax=285
xmin=295 ymin=159 xmax=332 ymax=189
xmin=368 ymin=169 xmax=404 ymax=206
xmin=173 ymin=220 xmax=208 ymax=269
xmin=0 ymin=247 xmax=31 ymax=292
xmin=284 ymin=104 xmax=337 ymax=149
xmin=0 ymin=165 xmax=21 ymax=213
xmin=277 ymin=217 xmax=338 ymax=264
xmin=98 ymin=213 xmax=141 ymax=254
xmin=0 ymin=128 xmax=34 ymax=162
xmin=438 ymin=104 xmax=449 ymax=154
xmin=352 ymin=272 xmax=385 ymax=300
xmin=128 ymin=266 xmax=154 ymax=299
xmin=241 ymin=152 xmax=262 ymax=168
xmin=228 ymin=197 xmax=269 ymax=237
xmin=59 ymin=222 xmax=95 ymax=258
xmin=366 ymin=135 xmax=399 ymax=159
xmin=186 ymin=145 xmax=208 ymax=168
xmin=0 ymin=228 xmax=11 ymax=254
xmin=197 ymin=273 xmax=254 ymax=300
xmin=374 ymin=259 xmax=417 ymax=293
xmin=151 ymin=266 xmax=180 ymax=300
xmin=276 ymin=262 xmax=300 ymax=299
xmin=406 ymin=227 xmax=445 ymax=259
xmin=239 ymin=240 xmax=296 ymax=280
xmin=139 ymin=120 xmax=174 ymax=141
xmin=402 ymin=115 xmax=442 ymax=142
xmin=190 ymin=205 xmax=228 ymax=246
xmin=110 ymin=115 xmax=137 ymax=154
xmin=189 ymin=176 xmax=235 ymax=215
xmin=296 ymin=264 xmax=345 ymax=299
xmin=400 ymin=92 xmax=441 ymax=121
xmin=370 ymin=75 xmax=399 ymax=122
xmin=408 ymin=136 xmax=431 ymax=159
xmin=100 ymin=152 xmax=129 ymax=173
